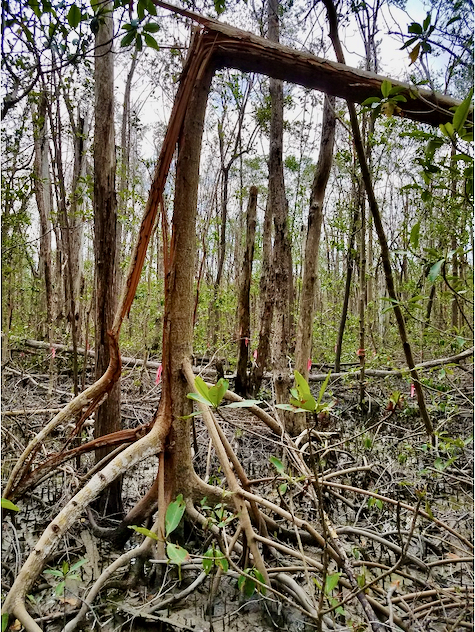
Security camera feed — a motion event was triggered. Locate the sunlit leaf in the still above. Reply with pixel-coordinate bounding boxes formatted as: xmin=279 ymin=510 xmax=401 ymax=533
xmin=144 ymin=33 xmax=160 ymax=50
xmin=1 ymin=498 xmax=20 ymax=512
xmin=381 ymin=79 xmax=392 ymax=98
xmin=128 ymin=525 xmax=159 ymax=540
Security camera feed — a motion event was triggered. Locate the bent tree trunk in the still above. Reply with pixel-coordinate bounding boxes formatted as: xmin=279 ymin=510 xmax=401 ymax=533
xmin=93 ymin=0 xmax=123 ymax=516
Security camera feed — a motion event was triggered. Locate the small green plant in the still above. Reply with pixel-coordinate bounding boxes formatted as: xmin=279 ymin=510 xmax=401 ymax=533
xmin=276 ymin=370 xmax=333 ymax=416
xmin=202 ymin=544 xmax=229 ymax=575
xmin=313 ymin=572 xmax=344 ymax=615
xmin=186 ymin=376 xmax=261 ymax=416
xmin=367 ymin=496 xmax=383 ymax=511
xmin=43 ymin=559 xmax=87 ymax=597
xmin=129 ymin=494 xmax=190 ymax=569
xmin=238 ymin=567 xmax=267 ymax=597
xmin=1 ymin=613 xmax=9 ymax=632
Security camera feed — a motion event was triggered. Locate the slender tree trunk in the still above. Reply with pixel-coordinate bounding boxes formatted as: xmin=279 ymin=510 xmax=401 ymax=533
xmin=266 ymin=0 xmax=295 ymax=432
xmin=334 ymin=185 xmax=359 ymax=372
xmin=65 ymin=100 xmax=89 ymax=344
xmin=295 ymin=94 xmax=336 ymax=381
xmin=93 ymin=0 xmax=123 ymax=516
xmin=235 ymin=186 xmax=258 ymax=396
xmin=322 ymin=0 xmax=434 ymax=441
xmin=31 ymin=93 xmax=53 ymax=338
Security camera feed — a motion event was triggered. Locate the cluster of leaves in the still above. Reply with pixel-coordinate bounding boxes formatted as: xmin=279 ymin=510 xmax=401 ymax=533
xmin=276 ymin=370 xmax=333 ymax=416
xmin=361 ymin=80 xmax=409 ymax=119
xmin=186 ymin=376 xmax=261 ymax=412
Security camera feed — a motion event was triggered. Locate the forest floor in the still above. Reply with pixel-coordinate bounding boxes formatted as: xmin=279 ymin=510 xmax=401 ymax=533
xmin=1 ymin=346 xmax=474 ymax=632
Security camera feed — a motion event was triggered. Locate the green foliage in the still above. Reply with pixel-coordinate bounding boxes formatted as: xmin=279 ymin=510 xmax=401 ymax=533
xmin=128 ymin=525 xmax=158 ymax=540
xmin=43 ymin=559 xmax=87 ymax=596
xmin=238 ymin=567 xmax=266 ymax=596
xmin=313 ymin=572 xmax=344 ymax=615
xmin=203 ymin=545 xmax=229 ymax=574
xmin=165 ymin=494 xmax=186 ymax=537
xmin=1 ymin=498 xmax=20 ymax=512
xmin=276 ymin=370 xmax=332 ymax=415
xmin=1 ymin=614 xmax=8 ymax=632
xmin=361 ymin=80 xmax=409 ymax=119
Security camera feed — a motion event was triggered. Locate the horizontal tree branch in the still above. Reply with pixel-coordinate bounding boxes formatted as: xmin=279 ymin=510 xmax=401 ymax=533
xmin=155 ymin=0 xmax=472 ymax=127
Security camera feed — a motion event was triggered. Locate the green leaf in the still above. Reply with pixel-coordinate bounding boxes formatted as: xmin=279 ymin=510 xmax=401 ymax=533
xmin=62 ymin=561 xmax=69 ymax=575
xmin=187 ymin=392 xmax=213 ymax=406
xmin=167 ymin=542 xmax=190 ymax=565
xmin=453 ymin=87 xmax=473 ymax=133
xmin=67 ymin=4 xmax=82 ymax=28
xmin=208 ymin=378 xmax=228 ymax=407
xmin=409 ymin=221 xmax=420 ymax=250
xmin=275 ymin=403 xmax=307 ymax=412
xmin=325 ymin=572 xmax=341 ymax=594
xmin=439 ymin=122 xmax=455 ymax=139
xmin=128 ymin=525 xmax=159 ymax=540
xmin=203 ymin=548 xmax=215 ymax=574
xmin=143 ymin=21 xmax=160 ymax=32
xmin=225 ymin=399 xmax=262 ymax=408
xmin=408 ymin=22 xmax=423 ymax=35
xmin=135 ymin=33 xmax=143 ymax=51
xmin=2 ymin=613 xmax=9 ymax=632
xmin=361 ymin=96 xmax=381 ymax=106
xmin=44 ymin=569 xmax=64 ymax=578
xmin=144 ymin=33 xmax=160 ymax=50
xmin=120 ymin=29 xmax=137 ymax=47
xmin=422 ymin=13 xmax=431 ymax=31
xmin=428 ymin=259 xmax=444 ymax=282
xmin=381 ymin=80 xmax=392 ymax=98
xmin=165 ymin=494 xmax=186 ymax=537
xmin=213 ymin=0 xmax=226 ymax=14
xmin=1 ymin=498 xmax=20 ymax=512
xmin=269 ymin=455 xmax=285 ymax=474
xmin=194 ymin=376 xmax=211 ymax=402
xmin=278 ymin=482 xmax=288 ymax=495
xmin=55 ymin=581 xmax=66 ymax=596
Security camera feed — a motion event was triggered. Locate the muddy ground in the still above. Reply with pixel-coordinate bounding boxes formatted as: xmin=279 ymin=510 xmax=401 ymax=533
xmin=2 ymin=347 xmax=474 ymax=631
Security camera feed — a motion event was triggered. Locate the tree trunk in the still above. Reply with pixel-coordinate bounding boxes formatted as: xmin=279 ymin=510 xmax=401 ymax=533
xmin=322 ymin=0 xmax=434 ymax=442
xmin=93 ymin=0 xmax=122 ymax=517
xmin=31 ymin=93 xmax=53 ymax=337
xmin=266 ymin=0 xmax=295 ymax=433
xmin=235 ymin=185 xmax=258 ymax=396
xmin=295 ymin=94 xmax=336 ymax=381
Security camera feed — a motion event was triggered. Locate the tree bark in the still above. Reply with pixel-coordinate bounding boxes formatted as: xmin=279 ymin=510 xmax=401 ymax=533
xmin=295 ymin=94 xmax=336 ymax=382
xmin=93 ymin=0 xmax=123 ymax=516
xmin=266 ymin=0 xmax=295 ymax=433
xmin=31 ymin=93 xmax=53 ymax=336
xmin=235 ymin=185 xmax=258 ymax=396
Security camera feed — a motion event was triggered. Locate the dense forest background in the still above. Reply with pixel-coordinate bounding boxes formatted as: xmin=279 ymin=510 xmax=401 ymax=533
xmin=1 ymin=0 xmax=474 ymax=630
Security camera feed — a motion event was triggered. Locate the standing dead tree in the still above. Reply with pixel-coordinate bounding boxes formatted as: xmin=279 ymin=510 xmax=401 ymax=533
xmin=2 ymin=7 xmax=470 ymax=630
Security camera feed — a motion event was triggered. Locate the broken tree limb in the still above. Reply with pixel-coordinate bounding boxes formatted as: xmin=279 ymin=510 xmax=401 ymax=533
xmin=154 ymin=0 xmax=471 ymax=128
